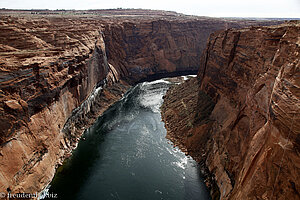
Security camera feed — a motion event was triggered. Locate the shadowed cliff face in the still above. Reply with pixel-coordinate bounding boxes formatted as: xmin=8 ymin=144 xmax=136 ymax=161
xmin=0 ymin=10 xmax=284 ymax=195
xmin=161 ymin=22 xmax=300 ymax=200
xmin=102 ymin=19 xmax=284 ymax=82
xmin=103 ymin=20 xmax=219 ymax=80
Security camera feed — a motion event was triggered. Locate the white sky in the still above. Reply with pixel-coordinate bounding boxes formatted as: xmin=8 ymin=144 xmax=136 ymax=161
xmin=1 ymin=0 xmax=299 ymax=18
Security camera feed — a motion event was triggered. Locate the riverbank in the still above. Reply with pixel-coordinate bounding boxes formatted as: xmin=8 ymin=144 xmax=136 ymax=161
xmin=161 ymin=78 xmax=220 ymax=199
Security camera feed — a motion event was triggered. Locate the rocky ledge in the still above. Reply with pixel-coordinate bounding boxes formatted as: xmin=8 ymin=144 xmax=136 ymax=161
xmin=161 ymin=21 xmax=300 ymax=200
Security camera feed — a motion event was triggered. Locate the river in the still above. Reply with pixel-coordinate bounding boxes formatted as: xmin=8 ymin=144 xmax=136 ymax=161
xmin=47 ymin=77 xmax=211 ymax=200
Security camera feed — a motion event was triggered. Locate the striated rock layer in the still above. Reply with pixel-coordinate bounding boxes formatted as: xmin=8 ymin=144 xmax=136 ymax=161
xmin=161 ymin=21 xmax=300 ymax=199
xmin=0 ymin=16 xmax=127 ymax=194
xmin=0 ymin=9 xmax=284 ymax=195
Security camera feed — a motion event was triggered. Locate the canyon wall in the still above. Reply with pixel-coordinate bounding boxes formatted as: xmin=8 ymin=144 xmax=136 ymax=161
xmin=161 ymin=22 xmax=300 ymax=199
xmin=0 ymin=16 xmax=125 ymax=194
xmin=102 ymin=18 xmax=282 ymax=82
xmin=0 ymin=10 xmax=284 ymax=195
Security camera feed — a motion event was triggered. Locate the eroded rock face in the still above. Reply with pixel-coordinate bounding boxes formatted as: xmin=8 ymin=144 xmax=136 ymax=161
xmin=0 ymin=16 xmax=123 ymax=194
xmin=0 ymin=9 xmax=285 ymax=195
xmin=161 ymin=22 xmax=300 ymax=199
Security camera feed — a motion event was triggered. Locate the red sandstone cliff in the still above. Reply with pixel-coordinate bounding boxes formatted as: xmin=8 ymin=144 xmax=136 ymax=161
xmin=161 ymin=21 xmax=300 ymax=199
xmin=0 ymin=9 xmax=284 ymax=196
xmin=0 ymin=16 xmax=126 ymax=194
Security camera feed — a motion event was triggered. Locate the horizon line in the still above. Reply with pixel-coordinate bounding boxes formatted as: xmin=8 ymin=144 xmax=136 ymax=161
xmin=0 ymin=8 xmax=299 ymax=19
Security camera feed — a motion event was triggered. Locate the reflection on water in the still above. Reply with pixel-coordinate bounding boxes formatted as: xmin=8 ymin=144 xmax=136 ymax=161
xmin=48 ymin=76 xmax=210 ymax=200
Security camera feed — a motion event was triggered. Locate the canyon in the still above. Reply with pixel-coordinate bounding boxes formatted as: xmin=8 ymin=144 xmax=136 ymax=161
xmin=161 ymin=21 xmax=300 ymax=199
xmin=0 ymin=9 xmax=290 ymax=198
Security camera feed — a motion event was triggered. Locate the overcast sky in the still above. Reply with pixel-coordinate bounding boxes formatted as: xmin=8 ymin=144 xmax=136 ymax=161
xmin=1 ymin=0 xmax=299 ymax=18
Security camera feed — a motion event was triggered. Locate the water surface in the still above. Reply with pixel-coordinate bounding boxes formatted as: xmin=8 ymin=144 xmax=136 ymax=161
xmin=48 ymin=77 xmax=210 ymax=200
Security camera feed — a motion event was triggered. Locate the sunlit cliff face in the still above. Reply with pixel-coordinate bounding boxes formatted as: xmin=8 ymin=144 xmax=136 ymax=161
xmin=161 ymin=22 xmax=300 ymax=200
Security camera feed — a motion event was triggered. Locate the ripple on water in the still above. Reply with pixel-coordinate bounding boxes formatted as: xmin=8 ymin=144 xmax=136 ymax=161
xmin=48 ymin=77 xmax=211 ymax=200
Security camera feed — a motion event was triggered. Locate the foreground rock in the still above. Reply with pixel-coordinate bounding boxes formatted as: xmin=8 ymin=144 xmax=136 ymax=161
xmin=161 ymin=21 xmax=300 ymax=199
xmin=0 ymin=9 xmax=284 ymax=195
